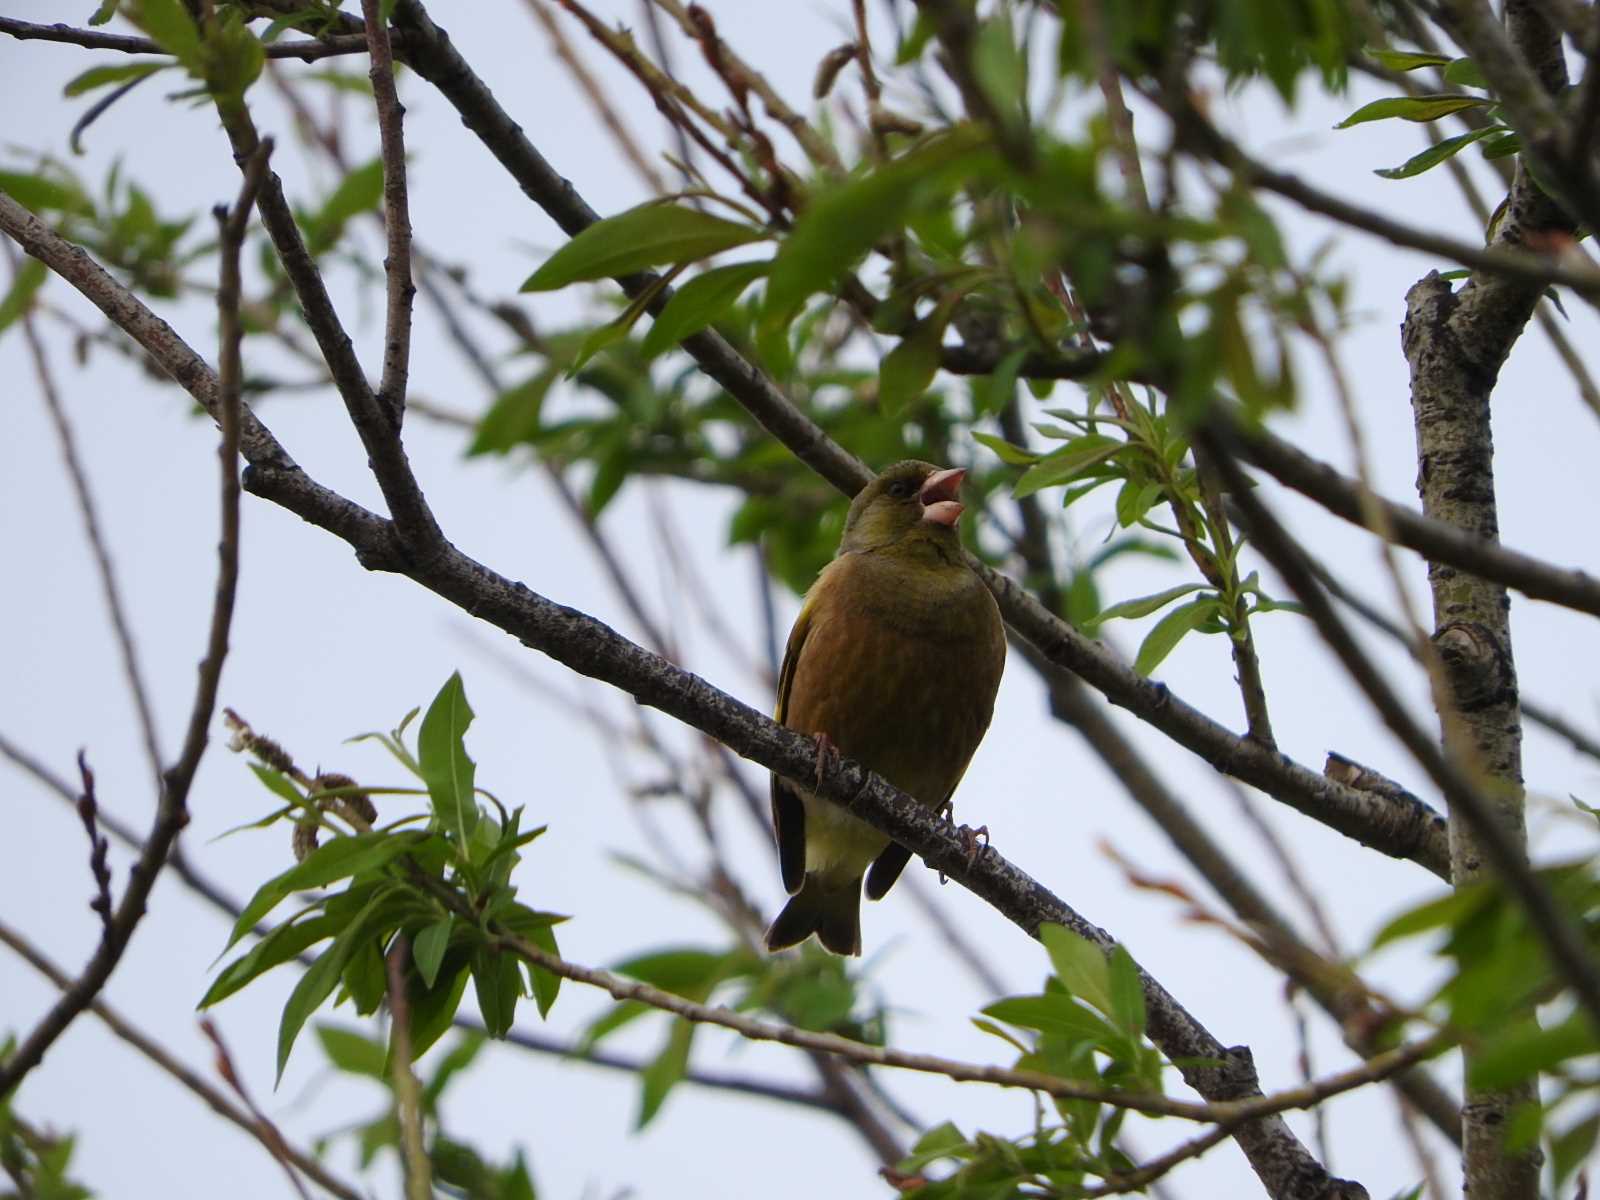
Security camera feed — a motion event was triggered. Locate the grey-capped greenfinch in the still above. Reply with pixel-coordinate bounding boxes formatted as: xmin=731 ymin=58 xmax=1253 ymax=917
xmin=764 ymin=460 xmax=1006 ymax=955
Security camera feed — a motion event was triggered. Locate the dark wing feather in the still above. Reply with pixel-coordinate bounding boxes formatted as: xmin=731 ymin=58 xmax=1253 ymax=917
xmin=864 ymin=840 xmax=911 ymax=900
xmin=771 ymin=592 xmax=816 ymax=895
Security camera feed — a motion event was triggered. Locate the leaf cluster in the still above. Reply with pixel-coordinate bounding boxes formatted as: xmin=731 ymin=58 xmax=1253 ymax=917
xmin=200 ymin=674 xmax=566 ymax=1082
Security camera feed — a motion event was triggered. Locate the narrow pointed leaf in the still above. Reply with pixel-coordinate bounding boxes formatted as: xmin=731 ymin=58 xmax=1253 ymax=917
xmin=521 ymin=203 xmax=765 ymax=292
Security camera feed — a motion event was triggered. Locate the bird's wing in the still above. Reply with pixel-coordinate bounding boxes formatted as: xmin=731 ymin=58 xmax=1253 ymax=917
xmin=770 ymin=584 xmax=819 ymax=895
xmin=864 ymin=776 xmax=964 ymax=900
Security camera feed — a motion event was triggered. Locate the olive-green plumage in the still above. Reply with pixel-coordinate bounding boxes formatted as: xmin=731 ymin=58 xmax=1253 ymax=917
xmin=764 ymin=460 xmax=1006 ymax=956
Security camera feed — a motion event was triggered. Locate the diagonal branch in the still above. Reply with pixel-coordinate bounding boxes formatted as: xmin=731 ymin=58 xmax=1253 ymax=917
xmin=1225 ymin=413 xmax=1600 ymax=618
xmin=0 ymin=16 xmax=392 ymax=61
xmin=0 ymin=921 xmax=362 ymax=1200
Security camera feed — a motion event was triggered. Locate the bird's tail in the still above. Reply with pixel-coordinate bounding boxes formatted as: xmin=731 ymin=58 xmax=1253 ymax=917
xmin=764 ymin=873 xmax=863 ymax=956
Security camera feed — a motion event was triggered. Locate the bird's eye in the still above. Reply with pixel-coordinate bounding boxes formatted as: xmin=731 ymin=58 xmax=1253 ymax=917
xmin=886 ymin=480 xmax=915 ymax=499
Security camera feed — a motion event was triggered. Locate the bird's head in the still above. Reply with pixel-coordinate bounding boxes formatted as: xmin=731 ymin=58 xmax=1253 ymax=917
xmin=839 ymin=460 xmax=968 ymax=556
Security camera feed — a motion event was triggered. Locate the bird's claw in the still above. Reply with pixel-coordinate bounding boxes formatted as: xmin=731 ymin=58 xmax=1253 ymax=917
xmin=812 ymin=731 xmax=839 ymax=792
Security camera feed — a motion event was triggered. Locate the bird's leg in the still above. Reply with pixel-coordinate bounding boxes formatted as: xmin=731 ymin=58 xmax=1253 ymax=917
xmin=934 ymin=800 xmax=990 ymax=884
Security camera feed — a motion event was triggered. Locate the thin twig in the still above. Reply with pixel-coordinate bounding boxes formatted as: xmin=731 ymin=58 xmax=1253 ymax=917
xmin=0 ymin=17 xmax=392 ymax=61
xmin=361 ymin=0 xmax=417 ymax=426
xmin=6 ymin=241 xmax=164 ymax=784
xmin=0 ymin=920 xmax=362 ymax=1200
xmin=197 ymin=1020 xmax=314 ymax=1200
xmin=385 ymin=940 xmax=432 ymax=1200
xmin=0 ymin=144 xmax=268 ymax=1099
xmin=72 ymin=753 xmax=114 ymax=932
xmin=503 ymin=933 xmax=1452 ymax=1124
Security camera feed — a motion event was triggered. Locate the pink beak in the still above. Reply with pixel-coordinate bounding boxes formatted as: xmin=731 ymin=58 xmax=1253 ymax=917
xmin=919 ymin=466 xmax=965 ymax=527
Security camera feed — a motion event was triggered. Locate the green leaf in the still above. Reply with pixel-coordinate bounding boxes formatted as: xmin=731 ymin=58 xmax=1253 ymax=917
xmin=878 ymin=302 xmax=953 ymax=417
xmin=89 ymin=0 xmax=119 ymax=25
xmin=762 ymin=128 xmax=991 ymax=325
xmin=1364 ymin=48 xmax=1450 ymax=72
xmin=899 ymin=1121 xmax=970 ymax=1172
xmin=1134 ymin=598 xmax=1217 ymax=675
xmin=418 ymin=672 xmax=478 ymax=846
xmin=248 ymin=762 xmax=307 ymax=808
xmin=132 ymin=0 xmax=201 ymax=68
xmin=1468 ymin=1012 xmax=1595 ymax=1089
xmin=316 ymin=1024 xmax=389 ymax=1079
xmin=1107 ymin=946 xmax=1146 ymax=1037
xmin=406 ymin=961 xmax=472 ymax=1063
xmin=971 ymin=431 xmax=1039 ymax=466
xmin=982 ymin=994 xmax=1118 ymax=1043
xmin=303 ymin=158 xmax=384 ymax=255
xmin=1371 ymin=886 xmax=1486 ymax=948
xmin=63 ymin=61 xmax=170 ymax=98
xmin=0 ymin=258 xmax=47 ymax=336
xmin=225 ymin=831 xmax=428 ymax=952
xmin=637 ymin=1018 xmax=694 ymax=1129
xmin=1442 ymin=58 xmax=1488 ymax=89
xmin=1374 ymin=125 xmax=1502 ymax=179
xmin=1086 ymin=582 xmax=1208 ymax=628
xmin=1335 ymin=94 xmax=1490 ymax=129
xmin=521 ymin=202 xmax=766 ymax=292
xmin=641 ymin=260 xmax=770 ymax=358
xmin=342 ymin=938 xmax=389 ymax=1015
xmin=614 ymin=948 xmax=730 ymax=999
xmin=1481 ymin=131 xmax=1522 ymax=160
xmin=414 ymin=917 xmax=453 ymax=989
xmin=1040 ymin=925 xmax=1113 ymax=1017
xmin=0 ymin=171 xmax=93 ymax=216
xmin=277 ymin=889 xmax=395 ymax=1080
xmin=1012 ymin=435 xmax=1125 ymax=500
xmin=472 ymin=946 xmax=522 ymax=1038
xmin=523 ymin=924 xmax=562 ymax=1018
xmin=468 ymin=369 xmax=558 ymax=456
xmin=200 ymin=912 xmax=343 ymax=1009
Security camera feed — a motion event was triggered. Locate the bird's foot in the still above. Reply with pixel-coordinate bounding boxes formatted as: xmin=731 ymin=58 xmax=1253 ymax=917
xmin=932 ymin=798 xmax=990 ymax=883
xmin=812 ymin=731 xmax=839 ymax=792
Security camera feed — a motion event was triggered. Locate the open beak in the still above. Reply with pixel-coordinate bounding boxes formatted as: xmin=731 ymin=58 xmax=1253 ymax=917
xmin=919 ymin=466 xmax=965 ymax=527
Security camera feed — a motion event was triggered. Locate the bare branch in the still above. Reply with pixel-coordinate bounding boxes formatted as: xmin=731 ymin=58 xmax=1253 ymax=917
xmin=0 ymin=145 xmax=267 ymax=1099
xmin=6 ymin=242 xmax=164 ymax=783
xmin=1225 ymin=414 xmax=1600 ymax=619
xmin=385 ymin=940 xmax=433 ymax=1200
xmin=0 ymin=16 xmax=394 ymax=61
xmin=360 ymin=0 xmax=417 ymax=425
xmin=504 ymin=933 xmax=1450 ymax=1126
xmin=0 ymin=920 xmax=361 ymax=1200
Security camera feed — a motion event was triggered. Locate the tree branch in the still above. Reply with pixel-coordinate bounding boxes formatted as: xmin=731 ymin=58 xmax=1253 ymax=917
xmin=0 ymin=16 xmax=394 ymax=61
xmin=0 ymin=146 xmax=266 ymax=1098
xmin=360 ymin=0 xmax=416 ymax=425
xmin=504 ymin=933 xmax=1449 ymax=1126
xmin=0 ymin=920 xmax=362 ymax=1200
xmin=1225 ymin=413 xmax=1600 ymax=618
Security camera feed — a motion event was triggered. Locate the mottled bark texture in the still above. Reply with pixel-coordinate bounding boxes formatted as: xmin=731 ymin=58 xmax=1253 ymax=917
xmin=1401 ymin=154 xmax=1562 ymax=1194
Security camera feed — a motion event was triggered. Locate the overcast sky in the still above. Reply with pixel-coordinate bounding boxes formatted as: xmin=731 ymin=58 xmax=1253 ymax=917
xmin=4 ymin=2 xmax=1599 ymax=1198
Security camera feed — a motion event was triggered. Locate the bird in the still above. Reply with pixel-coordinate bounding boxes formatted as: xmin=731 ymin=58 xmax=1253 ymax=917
xmin=764 ymin=460 xmax=1006 ymax=956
